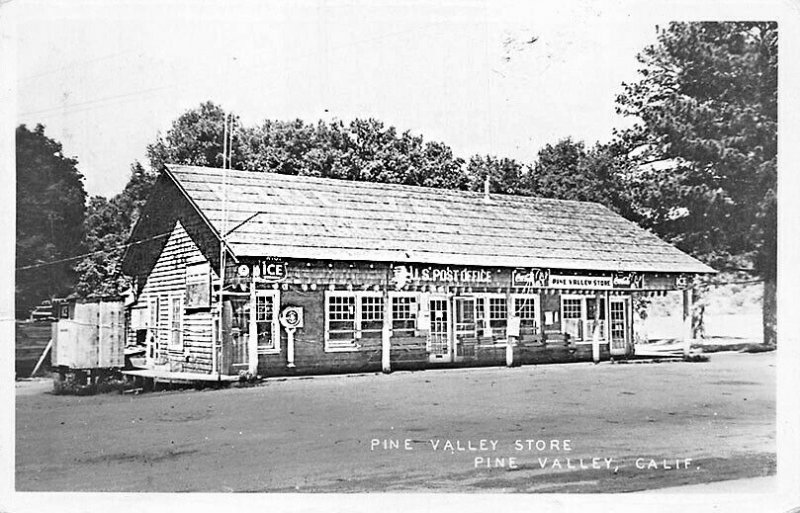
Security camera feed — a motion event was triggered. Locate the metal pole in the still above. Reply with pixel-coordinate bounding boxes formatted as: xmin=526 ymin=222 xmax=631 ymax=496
xmin=214 ymin=113 xmax=230 ymax=378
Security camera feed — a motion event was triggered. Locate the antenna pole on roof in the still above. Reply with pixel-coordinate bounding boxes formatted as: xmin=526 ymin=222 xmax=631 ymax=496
xmin=215 ymin=112 xmax=231 ymax=379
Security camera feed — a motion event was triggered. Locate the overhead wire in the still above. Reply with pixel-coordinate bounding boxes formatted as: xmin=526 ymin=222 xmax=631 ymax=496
xmin=15 ymin=230 xmax=172 ymax=271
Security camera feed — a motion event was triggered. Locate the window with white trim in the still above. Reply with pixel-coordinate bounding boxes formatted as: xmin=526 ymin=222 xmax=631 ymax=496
xmin=488 ymin=297 xmax=508 ymax=337
xmin=360 ymin=295 xmax=384 ymax=339
xmin=168 ymin=296 xmax=183 ymax=349
xmin=561 ymin=295 xmax=607 ymax=341
xmin=325 ymin=291 xmax=383 ymax=351
xmin=562 ymin=298 xmax=582 ymax=319
xmin=148 ymin=298 xmax=160 ymax=358
xmin=391 ymin=295 xmax=417 ymax=337
xmin=255 ymin=291 xmax=280 ymax=353
xmin=512 ymin=295 xmax=539 ymax=331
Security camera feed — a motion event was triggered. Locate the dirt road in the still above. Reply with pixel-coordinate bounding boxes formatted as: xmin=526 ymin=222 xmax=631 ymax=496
xmin=15 ymin=352 xmax=775 ymax=492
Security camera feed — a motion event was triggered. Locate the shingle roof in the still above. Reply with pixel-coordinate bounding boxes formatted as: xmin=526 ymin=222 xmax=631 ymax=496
xmin=165 ymin=164 xmax=715 ymax=274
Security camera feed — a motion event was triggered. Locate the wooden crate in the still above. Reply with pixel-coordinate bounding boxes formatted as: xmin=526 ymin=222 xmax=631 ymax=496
xmin=53 ymin=301 xmax=125 ymax=369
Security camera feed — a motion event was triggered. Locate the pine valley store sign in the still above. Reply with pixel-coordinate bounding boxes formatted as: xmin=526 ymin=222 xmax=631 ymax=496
xmin=511 ymin=268 xmax=643 ymax=290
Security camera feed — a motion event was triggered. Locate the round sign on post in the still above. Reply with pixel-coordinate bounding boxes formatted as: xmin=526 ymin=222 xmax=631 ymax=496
xmin=280 ymin=307 xmax=303 ymax=368
xmin=280 ymin=307 xmax=303 ymax=329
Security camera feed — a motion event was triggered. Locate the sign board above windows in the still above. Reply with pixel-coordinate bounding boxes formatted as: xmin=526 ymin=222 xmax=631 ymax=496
xmin=391 ymin=265 xmax=492 ymax=290
xmin=236 ymin=259 xmax=288 ymax=282
xmin=550 ymin=275 xmax=614 ymax=289
xmin=185 ymin=262 xmax=211 ymax=309
xmin=512 ymin=268 xmax=643 ymax=290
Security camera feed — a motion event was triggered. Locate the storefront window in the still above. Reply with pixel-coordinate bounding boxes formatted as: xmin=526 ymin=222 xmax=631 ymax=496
xmin=513 ymin=296 xmax=539 ymax=331
xmin=561 ymin=296 xmax=607 ymax=341
xmin=391 ymin=296 xmax=417 ymax=337
xmin=488 ymin=297 xmax=507 ymax=337
xmin=360 ymin=296 xmax=384 ymax=339
xmin=325 ymin=292 xmax=383 ymax=351
xmin=327 ymin=295 xmax=357 ymax=349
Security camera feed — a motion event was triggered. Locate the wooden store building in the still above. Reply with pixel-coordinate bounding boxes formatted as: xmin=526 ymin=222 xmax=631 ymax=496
xmin=120 ymin=165 xmax=714 ymax=379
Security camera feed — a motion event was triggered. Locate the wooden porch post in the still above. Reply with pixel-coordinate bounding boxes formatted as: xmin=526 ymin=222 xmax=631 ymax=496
xmin=505 ymin=291 xmax=514 ymax=367
xmin=381 ymin=267 xmax=392 ymax=373
xmin=682 ymin=287 xmax=693 ymax=357
xmin=248 ymin=275 xmax=258 ymax=375
xmin=592 ymin=291 xmax=602 ymax=364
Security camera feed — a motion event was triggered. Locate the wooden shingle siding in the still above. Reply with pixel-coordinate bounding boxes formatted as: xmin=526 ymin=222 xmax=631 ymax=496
xmin=122 ymin=173 xmax=225 ymax=294
xmin=132 ymin=220 xmax=216 ymax=374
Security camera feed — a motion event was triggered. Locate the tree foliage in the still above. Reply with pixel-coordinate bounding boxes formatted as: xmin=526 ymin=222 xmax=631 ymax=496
xmin=239 ymin=117 xmax=470 ymax=189
xmin=615 ymin=21 xmax=777 ymax=343
xmin=528 ymin=138 xmax=637 ymax=219
xmin=74 ymin=162 xmax=158 ymax=298
xmin=16 ymin=124 xmax=87 ymax=317
xmin=466 ymin=155 xmax=527 ymax=195
xmin=616 ymin=22 xmax=777 ymax=274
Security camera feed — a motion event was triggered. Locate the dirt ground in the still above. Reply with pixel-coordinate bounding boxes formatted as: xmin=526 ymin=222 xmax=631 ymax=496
xmin=15 ymin=351 xmax=775 ymax=492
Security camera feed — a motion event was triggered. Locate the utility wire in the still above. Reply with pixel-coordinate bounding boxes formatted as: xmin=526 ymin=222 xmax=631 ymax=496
xmin=15 ymin=231 xmax=172 ymax=271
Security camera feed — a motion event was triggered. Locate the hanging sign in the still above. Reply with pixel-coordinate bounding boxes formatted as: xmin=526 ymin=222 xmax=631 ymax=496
xmin=238 ymin=259 xmax=288 ymax=282
xmin=512 ymin=268 xmax=549 ymax=287
xmin=549 ymin=275 xmax=613 ymax=289
xmin=391 ymin=265 xmax=492 ymax=290
xmin=611 ymin=271 xmax=643 ymax=289
xmin=513 ymin=268 xmax=643 ymax=290
xmin=675 ymin=275 xmax=691 ymax=289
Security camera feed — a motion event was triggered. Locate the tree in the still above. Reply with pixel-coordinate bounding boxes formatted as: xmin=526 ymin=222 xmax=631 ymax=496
xmin=615 ymin=22 xmax=777 ymax=344
xmin=466 ymin=155 xmax=528 ymax=195
xmin=16 ymin=124 xmax=87 ymax=317
xmin=528 ymin=138 xmax=636 ymax=218
xmin=147 ymin=101 xmax=246 ymax=171
xmin=74 ymin=162 xmax=158 ymax=298
xmin=240 ymin=117 xmax=470 ymax=189
xmin=73 ymin=196 xmax=130 ymax=297
xmin=77 ymin=103 xmax=473 ymax=295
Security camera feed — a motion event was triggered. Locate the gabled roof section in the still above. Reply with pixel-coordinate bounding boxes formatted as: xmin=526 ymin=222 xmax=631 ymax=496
xmin=163 ymin=164 xmax=715 ymax=274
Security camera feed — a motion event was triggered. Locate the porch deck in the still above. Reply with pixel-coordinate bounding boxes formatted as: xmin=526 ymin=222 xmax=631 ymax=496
xmin=121 ymin=369 xmax=240 ymax=383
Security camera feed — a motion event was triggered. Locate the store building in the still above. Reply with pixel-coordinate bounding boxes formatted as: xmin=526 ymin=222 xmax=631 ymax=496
xmin=120 ymin=165 xmax=713 ymax=379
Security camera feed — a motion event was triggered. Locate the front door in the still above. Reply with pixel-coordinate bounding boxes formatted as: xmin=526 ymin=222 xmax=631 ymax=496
xmin=228 ymin=296 xmax=251 ymax=372
xmin=609 ymin=298 xmax=629 ymax=356
xmin=454 ymin=297 xmax=476 ymax=361
xmin=428 ymin=297 xmax=451 ymax=363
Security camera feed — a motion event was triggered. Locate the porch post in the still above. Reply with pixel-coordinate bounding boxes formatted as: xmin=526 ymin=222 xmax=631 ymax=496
xmin=506 ymin=290 xmax=514 ymax=367
xmin=248 ymin=273 xmax=258 ymax=375
xmin=381 ymin=267 xmax=392 ymax=373
xmin=592 ymin=291 xmax=602 ymax=364
xmin=682 ymin=287 xmax=693 ymax=357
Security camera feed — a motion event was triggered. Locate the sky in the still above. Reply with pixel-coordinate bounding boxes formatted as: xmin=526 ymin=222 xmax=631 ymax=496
xmin=9 ymin=0 xmax=792 ymax=198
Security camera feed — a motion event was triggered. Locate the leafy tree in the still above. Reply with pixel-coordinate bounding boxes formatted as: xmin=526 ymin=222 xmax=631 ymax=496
xmin=528 ymin=138 xmax=636 ymax=218
xmin=147 ymin=101 xmax=246 ymax=171
xmin=466 ymin=155 xmax=528 ymax=195
xmin=78 ymin=103 xmax=473 ymax=295
xmin=73 ymin=196 xmax=130 ymax=297
xmin=240 ymin=117 xmax=470 ymax=189
xmin=615 ymin=22 xmax=777 ymax=344
xmin=74 ymin=162 xmax=158 ymax=298
xmin=16 ymin=124 xmax=87 ymax=317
